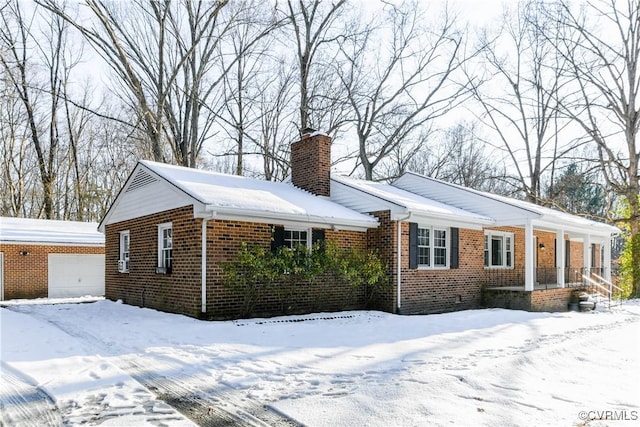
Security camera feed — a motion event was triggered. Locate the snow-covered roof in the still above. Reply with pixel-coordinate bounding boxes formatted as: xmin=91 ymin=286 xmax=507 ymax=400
xmin=0 ymin=217 xmax=104 ymax=246
xmin=331 ymin=175 xmax=493 ymax=229
xmin=394 ymin=172 xmax=620 ymax=236
xmin=100 ymin=161 xmax=379 ymax=231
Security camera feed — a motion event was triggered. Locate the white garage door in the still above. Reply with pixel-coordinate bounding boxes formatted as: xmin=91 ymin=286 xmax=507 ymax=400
xmin=48 ymin=254 xmax=105 ymax=298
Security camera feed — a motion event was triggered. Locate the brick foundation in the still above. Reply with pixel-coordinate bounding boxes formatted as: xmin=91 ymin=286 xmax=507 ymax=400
xmin=482 ymin=287 xmax=588 ymax=312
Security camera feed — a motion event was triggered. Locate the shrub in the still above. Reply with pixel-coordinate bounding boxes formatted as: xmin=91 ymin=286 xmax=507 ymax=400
xmin=221 ymin=240 xmax=387 ymax=316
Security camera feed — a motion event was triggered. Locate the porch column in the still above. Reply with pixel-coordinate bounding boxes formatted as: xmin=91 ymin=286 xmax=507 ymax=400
xmin=603 ymin=235 xmax=612 ymax=282
xmin=556 ymin=229 xmax=565 ymax=288
xmin=524 ymin=220 xmax=535 ymax=291
xmin=583 ymin=234 xmax=592 ymax=275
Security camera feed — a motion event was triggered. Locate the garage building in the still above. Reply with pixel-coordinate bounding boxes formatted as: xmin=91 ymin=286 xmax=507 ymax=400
xmin=0 ymin=217 xmax=105 ymax=300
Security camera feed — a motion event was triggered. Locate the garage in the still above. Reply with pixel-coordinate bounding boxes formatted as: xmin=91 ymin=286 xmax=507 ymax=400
xmin=0 ymin=217 xmax=104 ymax=300
xmin=48 ymin=254 xmax=105 ymax=298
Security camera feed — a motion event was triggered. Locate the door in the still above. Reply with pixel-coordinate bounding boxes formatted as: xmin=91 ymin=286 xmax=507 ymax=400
xmin=48 ymin=254 xmax=105 ymax=298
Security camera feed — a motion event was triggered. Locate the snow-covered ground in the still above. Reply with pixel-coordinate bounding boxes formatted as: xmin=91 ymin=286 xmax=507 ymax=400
xmin=1 ymin=298 xmax=639 ymax=426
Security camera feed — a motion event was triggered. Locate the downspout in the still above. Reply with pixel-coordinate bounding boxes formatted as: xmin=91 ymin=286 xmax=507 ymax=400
xmin=201 ymin=218 xmax=208 ymax=314
xmin=201 ymin=213 xmax=216 ymax=314
xmin=396 ymin=213 xmax=412 ymax=313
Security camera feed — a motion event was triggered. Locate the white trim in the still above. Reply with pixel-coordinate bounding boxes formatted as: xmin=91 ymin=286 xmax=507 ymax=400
xmin=200 ymin=206 xmax=377 ymax=232
xmin=283 ymin=228 xmax=311 ymax=249
xmin=201 ymin=219 xmax=208 ymax=313
xmin=556 ymin=229 xmax=565 ymax=288
xmin=157 ymin=222 xmax=173 ymax=269
xmin=584 ymin=234 xmax=592 ymax=271
xmin=416 ymin=225 xmax=449 ymax=269
xmin=524 ymin=220 xmax=535 ymax=291
xmin=603 ymin=236 xmax=612 ymax=282
xmin=119 ymin=230 xmax=130 ymax=273
xmin=0 ymin=241 xmax=104 ymax=247
xmin=483 ymin=230 xmax=514 ymax=269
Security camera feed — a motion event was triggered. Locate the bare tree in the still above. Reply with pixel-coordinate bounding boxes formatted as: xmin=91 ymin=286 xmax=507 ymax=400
xmin=216 ymin=0 xmax=283 ymax=175
xmin=336 ymin=1 xmax=469 ymax=180
xmin=281 ymin=0 xmax=350 ymax=134
xmin=37 ymin=0 xmax=231 ymax=167
xmin=0 ymin=1 xmax=81 ymax=219
xmin=405 ymin=121 xmax=510 ymax=194
xmin=254 ymin=62 xmax=298 ymax=181
xmin=468 ymin=0 xmax=574 ymax=203
xmin=551 ymin=0 xmax=640 ymax=296
xmin=0 ymin=74 xmax=38 ymax=217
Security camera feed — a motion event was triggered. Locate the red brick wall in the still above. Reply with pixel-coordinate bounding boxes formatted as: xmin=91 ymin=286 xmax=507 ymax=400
xmin=105 ymin=206 xmax=371 ymax=319
xmin=366 ymin=211 xmax=397 ymax=313
xmin=105 ymin=206 xmax=204 ymax=317
xmin=398 ymin=225 xmax=485 ymax=314
xmin=290 ymin=133 xmax=331 ymax=196
xmin=365 ymin=211 xmax=486 ymax=314
xmin=0 ymin=243 xmax=104 ymax=300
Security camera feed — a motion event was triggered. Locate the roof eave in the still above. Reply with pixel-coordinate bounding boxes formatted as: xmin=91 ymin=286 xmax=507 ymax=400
xmin=198 ymin=205 xmax=379 ymax=231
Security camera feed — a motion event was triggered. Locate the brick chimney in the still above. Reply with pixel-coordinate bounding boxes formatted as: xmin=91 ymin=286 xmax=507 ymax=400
xmin=290 ymin=128 xmax=332 ymax=197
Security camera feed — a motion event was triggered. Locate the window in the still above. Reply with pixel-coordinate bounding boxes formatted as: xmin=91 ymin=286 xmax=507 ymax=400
xmin=157 ymin=222 xmax=172 ymax=272
xmin=119 ymin=231 xmax=130 ymax=272
xmin=417 ymin=226 xmax=448 ymax=268
xmin=272 ymin=226 xmax=323 ymax=252
xmin=484 ymin=231 xmax=513 ymax=268
xmin=284 ymin=229 xmax=308 ymax=249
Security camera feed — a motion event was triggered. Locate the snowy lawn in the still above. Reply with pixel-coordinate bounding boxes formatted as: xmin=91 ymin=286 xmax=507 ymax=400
xmin=1 ymin=298 xmax=639 ymax=426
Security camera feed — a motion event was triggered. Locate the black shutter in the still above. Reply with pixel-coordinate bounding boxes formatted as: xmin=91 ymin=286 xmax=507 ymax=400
xmin=312 ymin=229 xmax=325 ymax=244
xmin=312 ymin=229 xmax=325 ymax=251
xmin=271 ymin=226 xmax=285 ymax=252
xmin=409 ymin=222 xmax=418 ymax=269
xmin=565 ymin=240 xmax=571 ymax=267
xmin=450 ymin=227 xmax=459 ymax=269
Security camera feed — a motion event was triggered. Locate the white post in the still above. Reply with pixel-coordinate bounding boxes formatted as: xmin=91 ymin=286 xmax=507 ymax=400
xmin=556 ymin=229 xmax=565 ymax=288
xmin=604 ymin=235 xmax=612 ymax=282
xmin=583 ymin=234 xmax=592 ymax=277
xmin=524 ymin=220 xmax=535 ymax=291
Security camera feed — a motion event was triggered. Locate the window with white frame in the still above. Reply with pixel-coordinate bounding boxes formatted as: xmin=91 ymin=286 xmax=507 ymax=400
xmin=284 ymin=229 xmax=309 ymax=249
xmin=418 ymin=226 xmax=448 ymax=268
xmin=157 ymin=222 xmax=173 ymax=270
xmin=119 ymin=230 xmax=130 ymax=272
xmin=484 ymin=231 xmax=513 ymax=268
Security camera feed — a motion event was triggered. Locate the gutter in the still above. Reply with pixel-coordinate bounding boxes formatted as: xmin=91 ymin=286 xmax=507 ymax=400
xmin=200 ymin=204 xmax=379 ymax=231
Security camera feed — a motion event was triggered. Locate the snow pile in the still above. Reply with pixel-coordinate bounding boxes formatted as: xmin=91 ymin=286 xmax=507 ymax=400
xmin=1 ymin=299 xmax=639 ymax=426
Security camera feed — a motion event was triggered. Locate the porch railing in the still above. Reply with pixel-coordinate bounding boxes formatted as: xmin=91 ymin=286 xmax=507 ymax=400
xmin=484 ymin=267 xmax=609 ymax=289
xmin=582 ymin=273 xmax=624 ymax=309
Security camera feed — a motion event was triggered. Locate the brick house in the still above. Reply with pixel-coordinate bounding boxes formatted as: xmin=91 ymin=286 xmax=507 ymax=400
xmin=98 ymin=132 xmax=379 ymax=319
xmin=0 ymin=217 xmax=105 ymax=300
xmin=100 ymin=130 xmax=619 ymax=318
xmin=332 ymin=172 xmax=619 ymax=313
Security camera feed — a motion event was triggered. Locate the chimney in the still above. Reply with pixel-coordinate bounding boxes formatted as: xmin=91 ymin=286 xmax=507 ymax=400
xmin=291 ymin=128 xmax=332 ymax=197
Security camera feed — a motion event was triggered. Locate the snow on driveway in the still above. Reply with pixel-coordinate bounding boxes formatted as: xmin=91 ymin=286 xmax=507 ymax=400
xmin=1 ymin=299 xmax=639 ymax=426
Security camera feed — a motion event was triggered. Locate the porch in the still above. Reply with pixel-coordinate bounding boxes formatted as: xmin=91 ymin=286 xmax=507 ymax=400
xmin=483 ymin=267 xmax=608 ymax=290
xmin=481 ymin=268 xmax=608 ymax=312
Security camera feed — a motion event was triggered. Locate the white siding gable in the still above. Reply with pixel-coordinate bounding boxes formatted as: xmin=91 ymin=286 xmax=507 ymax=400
xmin=102 ymin=165 xmax=197 ymax=227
